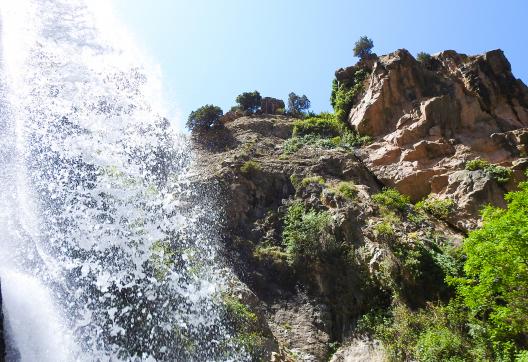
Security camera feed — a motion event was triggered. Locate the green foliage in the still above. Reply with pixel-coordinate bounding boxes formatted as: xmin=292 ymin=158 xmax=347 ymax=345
xmin=453 ymin=181 xmax=528 ymax=355
xmin=372 ymin=188 xmax=410 ymax=212
xmin=366 ymin=180 xmax=528 ymax=361
xmin=465 ymin=158 xmax=490 ymax=171
xmin=222 ymin=294 xmax=269 ymax=360
xmin=240 ymin=160 xmax=261 ymax=175
xmin=282 ymin=201 xmax=336 ymax=265
xmin=223 ymin=295 xmax=258 ymax=325
xmin=353 ymin=35 xmax=374 ymax=60
xmin=415 ymin=196 xmax=455 ymax=220
xmin=292 ymin=113 xmax=344 ymax=138
xmin=287 ymin=92 xmax=311 ymax=117
xmin=374 ymin=220 xmax=396 ymax=239
xmin=283 ymin=112 xmax=369 ymax=155
xmin=415 ymin=327 xmax=466 ymax=362
xmin=186 ymin=104 xmax=223 ymax=131
xmin=236 ymin=91 xmax=262 ymax=114
xmin=253 ymin=245 xmax=289 ymax=265
xmin=300 ymin=176 xmax=325 ymax=188
xmin=337 ymin=130 xmax=372 ymax=148
xmin=331 ymin=69 xmax=368 ymax=123
xmin=465 ymin=158 xmax=513 ymax=184
xmin=364 ymin=303 xmax=485 ymax=362
xmin=416 ymin=52 xmax=433 ymax=69
xmin=332 ymin=181 xmax=358 ymax=200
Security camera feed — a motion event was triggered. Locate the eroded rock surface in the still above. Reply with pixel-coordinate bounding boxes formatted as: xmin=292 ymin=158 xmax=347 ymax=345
xmin=345 ymin=49 xmax=528 ymax=229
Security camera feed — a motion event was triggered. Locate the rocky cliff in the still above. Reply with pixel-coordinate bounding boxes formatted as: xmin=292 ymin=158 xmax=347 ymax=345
xmin=190 ymin=49 xmax=528 ymax=361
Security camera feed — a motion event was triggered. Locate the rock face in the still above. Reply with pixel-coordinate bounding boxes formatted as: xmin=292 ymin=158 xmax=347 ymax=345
xmin=191 ymin=48 xmax=527 ymax=361
xmin=344 ymin=49 xmax=528 ymax=229
xmin=192 ymin=116 xmax=463 ymax=361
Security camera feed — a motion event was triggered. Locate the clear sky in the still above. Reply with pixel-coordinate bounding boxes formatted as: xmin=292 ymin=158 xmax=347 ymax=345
xmin=113 ymin=0 xmax=528 ymax=130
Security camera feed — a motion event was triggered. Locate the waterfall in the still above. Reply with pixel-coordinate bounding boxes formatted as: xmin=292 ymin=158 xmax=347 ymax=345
xmin=0 ymin=0 xmax=244 ymax=360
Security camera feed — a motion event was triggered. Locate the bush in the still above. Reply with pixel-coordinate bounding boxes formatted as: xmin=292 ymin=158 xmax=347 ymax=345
xmin=287 ymin=92 xmax=311 ymax=117
xmin=374 ymin=220 xmax=396 ymax=239
xmin=282 ymin=201 xmax=336 ymax=265
xmin=240 ymin=160 xmax=261 ymax=174
xmin=415 ymin=327 xmax=466 ymax=362
xmin=372 ymin=188 xmax=410 ymax=212
xmin=186 ymin=104 xmax=223 ymax=131
xmin=453 ymin=181 xmax=528 ymax=356
xmin=353 ymin=36 xmax=374 ymax=60
xmin=331 ymin=69 xmax=368 ymax=123
xmin=465 ymin=158 xmax=512 ymax=183
xmin=332 ymin=181 xmax=358 ymax=200
xmin=300 ymin=176 xmax=325 ymax=188
xmin=416 ymin=52 xmax=433 ymax=69
xmin=236 ymin=91 xmax=262 ymax=114
xmin=292 ymin=113 xmax=344 ymax=138
xmin=415 ymin=196 xmax=455 ymax=220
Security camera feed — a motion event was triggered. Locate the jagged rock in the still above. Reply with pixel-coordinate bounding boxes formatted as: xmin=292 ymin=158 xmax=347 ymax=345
xmin=349 ymin=49 xmax=528 ymax=227
xmin=191 ymin=47 xmax=527 ymax=360
xmin=192 ymin=114 xmax=464 ymax=360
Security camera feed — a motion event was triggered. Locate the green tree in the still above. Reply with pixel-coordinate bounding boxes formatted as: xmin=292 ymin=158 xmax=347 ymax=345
xmin=186 ymin=104 xmax=223 ymax=131
xmin=287 ymin=92 xmax=310 ymax=117
xmin=353 ymin=36 xmax=374 ymax=60
xmin=453 ymin=180 xmax=528 ymax=355
xmin=236 ymin=91 xmax=262 ymax=114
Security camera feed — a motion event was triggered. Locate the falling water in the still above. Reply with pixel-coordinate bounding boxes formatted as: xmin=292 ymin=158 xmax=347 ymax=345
xmin=0 ymin=0 xmax=243 ymax=360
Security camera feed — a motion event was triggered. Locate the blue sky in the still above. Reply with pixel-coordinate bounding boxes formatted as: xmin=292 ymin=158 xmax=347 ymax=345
xmin=113 ymin=0 xmax=528 ymax=130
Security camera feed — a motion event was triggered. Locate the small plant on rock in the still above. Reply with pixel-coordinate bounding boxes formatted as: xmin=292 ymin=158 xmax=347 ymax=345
xmin=282 ymin=201 xmax=336 ymax=265
xmin=240 ymin=160 xmax=261 ymax=175
xmin=415 ymin=196 xmax=455 ymax=221
xmin=465 ymin=158 xmax=512 ymax=184
xmin=372 ymin=188 xmax=410 ymax=212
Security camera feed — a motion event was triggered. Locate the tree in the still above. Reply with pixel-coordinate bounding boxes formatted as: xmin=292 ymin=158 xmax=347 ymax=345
xmin=453 ymin=180 xmax=528 ymax=355
xmin=353 ymin=36 xmax=374 ymax=60
xmin=287 ymin=93 xmax=311 ymax=117
xmin=186 ymin=104 xmax=223 ymax=131
xmin=236 ymin=91 xmax=262 ymax=114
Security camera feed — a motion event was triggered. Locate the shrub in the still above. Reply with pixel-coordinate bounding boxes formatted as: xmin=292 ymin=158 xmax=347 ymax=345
xmin=253 ymin=245 xmax=289 ymax=265
xmin=240 ymin=160 xmax=261 ymax=174
xmin=415 ymin=196 xmax=455 ymax=220
xmin=292 ymin=113 xmax=344 ymax=138
xmin=236 ymin=91 xmax=262 ymax=114
xmin=338 ymin=131 xmax=372 ymax=148
xmin=287 ymin=92 xmax=311 ymax=117
xmin=186 ymin=104 xmax=223 ymax=131
xmin=300 ymin=176 xmax=325 ymax=188
xmin=282 ymin=201 xmax=336 ymax=264
xmin=333 ymin=181 xmax=358 ymax=199
xmin=415 ymin=327 xmax=466 ymax=362
xmin=452 ymin=181 xmax=528 ymax=357
xmin=374 ymin=220 xmax=396 ymax=239
xmin=416 ymin=52 xmax=433 ymax=69
xmin=353 ymin=36 xmax=374 ymax=60
xmin=372 ymin=188 xmax=410 ymax=212
xmin=465 ymin=158 xmax=512 ymax=184
xmin=465 ymin=158 xmax=490 ymax=171
xmin=331 ymin=69 xmax=368 ymax=123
